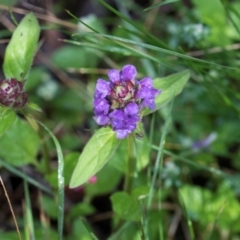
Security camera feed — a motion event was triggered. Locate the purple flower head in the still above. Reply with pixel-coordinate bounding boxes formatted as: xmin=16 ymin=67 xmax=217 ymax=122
xmin=0 ymin=78 xmax=28 ymax=109
xmin=93 ymin=65 xmax=161 ymax=139
xmin=192 ymin=133 xmax=217 ymax=151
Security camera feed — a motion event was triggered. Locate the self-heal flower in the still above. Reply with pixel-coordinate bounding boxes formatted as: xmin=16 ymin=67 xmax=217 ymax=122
xmin=93 ymin=64 xmax=161 ymax=139
xmin=0 ymin=79 xmax=28 ymax=109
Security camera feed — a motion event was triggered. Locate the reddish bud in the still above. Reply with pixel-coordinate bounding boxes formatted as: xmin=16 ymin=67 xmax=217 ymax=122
xmin=0 ymin=79 xmax=28 ymax=109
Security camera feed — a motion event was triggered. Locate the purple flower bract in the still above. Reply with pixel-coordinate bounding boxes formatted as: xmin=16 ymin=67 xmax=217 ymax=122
xmin=0 ymin=78 xmax=28 ymax=109
xmin=93 ymin=64 xmax=161 ymax=139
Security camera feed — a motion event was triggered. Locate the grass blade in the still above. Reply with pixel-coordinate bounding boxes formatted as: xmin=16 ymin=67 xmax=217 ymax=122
xmin=178 ymin=190 xmax=195 ymax=240
xmin=145 ymin=99 xmax=174 ymax=240
xmin=162 ymin=150 xmax=228 ymax=178
xmin=38 ymin=121 xmax=64 ymax=240
xmin=0 ymin=158 xmax=52 ymax=194
xmin=74 ymin=32 xmax=240 ymax=71
xmin=23 ymin=179 xmax=35 ymax=240
xmin=144 ymin=0 xmax=180 ymax=12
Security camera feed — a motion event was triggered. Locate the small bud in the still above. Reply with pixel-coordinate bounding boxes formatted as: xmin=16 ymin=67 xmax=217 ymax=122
xmin=88 ymin=175 xmax=97 ymax=184
xmin=0 ymin=79 xmax=28 ymax=109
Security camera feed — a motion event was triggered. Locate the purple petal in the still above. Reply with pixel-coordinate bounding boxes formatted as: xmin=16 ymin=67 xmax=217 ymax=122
xmin=109 ymin=109 xmax=125 ymax=120
xmin=111 ymin=119 xmax=125 ymax=130
xmin=124 ymin=102 xmax=139 ymax=116
xmin=93 ymin=98 xmax=110 ymax=115
xmin=115 ymin=129 xmax=131 ymax=139
xmin=136 ymin=87 xmax=152 ymax=99
xmin=95 ymin=79 xmax=110 ymax=98
xmin=127 ymin=115 xmax=140 ymax=129
xmin=140 ymin=99 xmax=156 ymax=110
xmin=93 ymin=114 xmax=110 ymax=125
xmin=138 ymin=77 xmax=153 ymax=88
xmin=125 ymin=118 xmax=137 ymax=131
xmin=151 ymin=88 xmax=162 ymax=98
xmin=108 ymin=69 xmax=120 ymax=83
xmin=192 ymin=133 xmax=217 ymax=150
xmin=120 ymin=65 xmax=137 ymax=81
xmin=137 ymin=88 xmax=160 ymax=99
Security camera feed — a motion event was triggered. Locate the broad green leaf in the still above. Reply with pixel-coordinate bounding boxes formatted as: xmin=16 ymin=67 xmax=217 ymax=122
xmin=0 ymin=106 xmax=16 ymax=136
xmin=143 ymin=70 xmax=190 ymax=115
xmin=109 ymin=139 xmax=128 ymax=173
xmin=180 ymin=183 xmax=240 ymax=231
xmin=86 ymin=162 xmax=122 ymax=197
xmin=69 ymin=127 xmax=120 ymax=188
xmin=72 ymin=219 xmax=95 ymax=240
xmin=192 ymin=0 xmax=234 ymax=46
xmin=131 ymin=186 xmax=149 ymax=200
xmin=110 ymin=136 xmax=150 ymax=173
xmin=110 ymin=192 xmax=141 ymax=221
xmin=69 ymin=202 xmax=95 ymax=219
xmin=0 ymin=118 xmax=39 ymax=166
xmin=3 ymin=13 xmax=40 ymax=80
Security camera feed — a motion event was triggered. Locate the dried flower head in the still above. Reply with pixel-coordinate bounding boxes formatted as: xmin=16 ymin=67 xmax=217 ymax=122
xmin=93 ymin=65 xmax=161 ymax=139
xmin=0 ymin=79 xmax=28 ymax=109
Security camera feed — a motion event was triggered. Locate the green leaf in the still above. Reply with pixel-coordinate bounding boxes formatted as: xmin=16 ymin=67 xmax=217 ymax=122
xmin=69 ymin=127 xmax=120 ymax=188
xmin=0 ymin=118 xmax=39 ymax=166
xmin=69 ymin=202 xmax=95 ymax=219
xmin=180 ymin=183 xmax=240 ymax=232
xmin=192 ymin=0 xmax=232 ymax=46
xmin=143 ymin=70 xmax=190 ymax=115
xmin=3 ymin=12 xmax=40 ymax=80
xmin=86 ymin=162 xmax=122 ymax=197
xmin=110 ymin=136 xmax=150 ymax=173
xmin=72 ymin=219 xmax=96 ymax=240
xmin=110 ymin=192 xmax=141 ymax=221
xmin=0 ymin=106 xmax=16 ymax=136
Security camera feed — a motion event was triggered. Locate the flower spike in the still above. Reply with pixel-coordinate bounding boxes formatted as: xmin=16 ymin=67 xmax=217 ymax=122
xmin=93 ymin=65 xmax=161 ymax=139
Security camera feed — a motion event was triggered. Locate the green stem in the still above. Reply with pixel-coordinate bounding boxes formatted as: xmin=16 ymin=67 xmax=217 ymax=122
xmin=124 ymin=134 xmax=135 ymax=194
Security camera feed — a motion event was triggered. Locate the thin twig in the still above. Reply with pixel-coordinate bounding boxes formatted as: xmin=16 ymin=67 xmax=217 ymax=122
xmin=0 ymin=4 xmax=77 ymax=30
xmin=0 ymin=175 xmax=22 ymax=240
xmin=0 ymin=14 xmax=16 ymax=30
xmin=0 ymin=39 xmax=10 ymax=44
xmin=36 ymin=50 xmax=91 ymax=101
xmin=88 ymin=211 xmax=113 ymax=223
xmin=187 ymin=43 xmax=240 ymax=57
xmin=66 ymin=67 xmax=109 ymax=75
xmin=167 ymin=208 xmax=182 ymax=239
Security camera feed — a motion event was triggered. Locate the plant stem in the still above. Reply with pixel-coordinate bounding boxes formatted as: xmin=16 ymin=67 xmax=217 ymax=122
xmin=124 ymin=134 xmax=135 ymax=194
